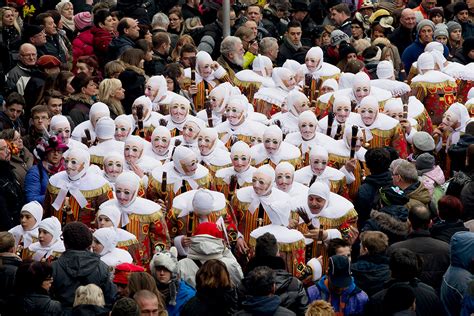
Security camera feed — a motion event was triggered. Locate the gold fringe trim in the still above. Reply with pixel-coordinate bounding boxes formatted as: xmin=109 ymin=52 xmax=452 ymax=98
xmin=129 ymin=211 xmax=164 ymax=222
xmin=47 ymin=183 xmax=112 ymax=198
xmin=319 ymin=208 xmax=359 ymax=227
xmin=370 ymin=128 xmax=395 ymax=138
xmin=117 ymin=239 xmax=139 ymax=247
xmin=249 ymin=235 xmax=306 ymax=252
xmin=90 ymin=155 xmax=104 ymax=167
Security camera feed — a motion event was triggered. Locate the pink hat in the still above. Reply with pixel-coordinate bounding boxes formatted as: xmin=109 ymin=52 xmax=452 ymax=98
xmin=74 ymin=11 xmax=92 ymax=31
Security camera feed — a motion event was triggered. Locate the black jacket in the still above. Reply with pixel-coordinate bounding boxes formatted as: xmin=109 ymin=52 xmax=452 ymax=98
xmin=71 ymin=304 xmax=109 ymax=316
xmin=21 ymin=291 xmax=62 ymax=316
xmin=242 ymin=256 xmax=308 ymax=316
xmin=430 ymin=220 xmax=469 ymax=243
xmin=387 ymin=230 xmax=450 ymax=291
xmin=0 ymin=160 xmax=23 ymax=231
xmin=51 ymin=250 xmax=116 ymax=312
xmin=181 ymin=287 xmax=238 ymax=316
xmin=354 ymin=171 xmax=393 ymax=226
xmin=37 ymin=35 xmax=67 ymax=63
xmin=449 ymin=134 xmax=474 ymax=173
xmin=365 ymin=279 xmax=444 ymax=316
xmin=118 ymin=67 xmax=146 ymax=115
xmin=276 ymin=38 xmax=308 ymax=66
xmin=235 ymin=295 xmax=296 ymax=316
xmin=198 ymin=21 xmax=223 ymax=60
xmin=461 ymin=179 xmax=474 ymax=221
xmin=351 ymin=253 xmax=391 ymax=297
xmin=0 ymin=254 xmax=22 ymax=313
xmin=107 ymin=35 xmax=136 ymax=62
xmin=388 ymin=26 xmax=416 ymax=56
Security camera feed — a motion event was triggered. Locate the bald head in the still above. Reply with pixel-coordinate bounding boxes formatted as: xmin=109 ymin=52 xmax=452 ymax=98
xmin=19 ymin=43 xmax=37 ymax=66
xmin=400 ymin=8 xmax=416 ymax=29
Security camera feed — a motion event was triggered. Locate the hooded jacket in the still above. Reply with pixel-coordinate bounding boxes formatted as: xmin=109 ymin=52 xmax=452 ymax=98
xmin=362 ymin=207 xmax=410 ymax=245
xmin=51 ymin=250 xmax=116 ymax=311
xmin=430 ymin=220 xmax=469 ymax=244
xmin=235 ymin=295 xmax=296 ymax=316
xmin=351 ymin=253 xmax=391 ymax=297
xmin=420 ymin=166 xmax=445 ymax=196
xmin=449 ymin=134 xmax=474 ymax=173
xmin=178 ymin=235 xmax=243 ymax=288
xmin=181 ymin=287 xmax=238 ymax=316
xmin=441 ymin=231 xmax=474 ymax=316
xmin=21 ymin=289 xmax=62 ymax=316
xmin=404 ymin=181 xmax=431 ymax=209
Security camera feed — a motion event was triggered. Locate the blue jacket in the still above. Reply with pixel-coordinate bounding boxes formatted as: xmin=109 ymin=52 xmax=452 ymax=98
xmin=441 ymin=231 xmax=474 ymax=316
xmin=401 ymin=39 xmax=449 ymax=73
xmin=307 ymin=276 xmax=368 ymax=315
xmin=24 ymin=163 xmax=49 ymax=204
xmin=167 ymin=280 xmax=196 ymax=316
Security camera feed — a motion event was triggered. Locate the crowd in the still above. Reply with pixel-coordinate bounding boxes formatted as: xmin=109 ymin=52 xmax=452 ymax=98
xmin=0 ymin=0 xmax=474 ymax=314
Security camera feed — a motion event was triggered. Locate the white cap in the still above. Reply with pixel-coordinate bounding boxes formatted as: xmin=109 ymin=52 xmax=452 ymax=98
xmin=95 ymin=117 xmax=115 ymax=139
xmin=376 ymin=60 xmax=394 ymax=79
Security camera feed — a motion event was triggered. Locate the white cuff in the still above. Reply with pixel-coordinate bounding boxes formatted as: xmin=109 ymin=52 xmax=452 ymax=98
xmin=340 ymin=166 xmax=355 ymax=184
xmin=307 ymin=257 xmax=322 ymax=282
xmin=325 ymin=229 xmax=342 ymax=242
xmin=213 ymin=66 xmax=227 ymax=79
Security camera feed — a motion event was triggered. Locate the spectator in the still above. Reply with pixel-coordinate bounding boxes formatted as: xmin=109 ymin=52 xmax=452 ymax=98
xmin=307 ymin=255 xmax=369 ymax=315
xmin=71 ymin=11 xmax=94 ymax=62
xmin=72 ymin=284 xmax=109 ymax=315
xmin=402 ymin=19 xmax=436 ymax=73
xmin=366 ymin=248 xmax=443 ymax=316
xmin=236 ymin=266 xmax=296 ymax=316
xmin=391 ymin=159 xmax=431 ymax=209
xmin=118 ymin=48 xmax=147 ymax=114
xmin=91 ymin=9 xmax=118 ymax=68
xmin=441 ymin=231 xmax=474 ymax=315
xmin=246 ymin=4 xmax=278 ymax=40
xmin=0 ymin=129 xmax=33 ymax=188
xmin=151 ymin=12 xmax=179 ymax=49
xmin=0 ymin=7 xmax=21 ymax=74
xmin=234 ymin=26 xmax=258 ymax=70
xmin=414 ymin=0 xmax=437 ymax=20
xmin=291 ymin=0 xmax=317 ymax=46
xmin=22 ymin=24 xmax=47 ymax=52
xmin=51 ymin=222 xmax=116 ymax=312
xmin=133 ymin=290 xmax=167 ymax=316
xmin=324 ymin=29 xmax=351 ymax=66
xmin=62 ymin=72 xmax=98 ymax=126
xmin=330 ymin=3 xmax=352 ymax=36
xmin=181 ymin=0 xmax=202 ymax=20
xmin=276 ymin=21 xmax=308 ymax=66
xmin=98 ymin=78 xmax=126 ymax=119
xmin=148 ymin=32 xmax=172 ymax=75
xmin=5 ymin=43 xmax=37 ymax=94
xmin=446 ymin=21 xmax=462 ymax=58
xmin=217 ymin=36 xmax=244 ymax=83
xmin=35 ymin=13 xmax=68 ymax=63
xmin=181 ymin=259 xmax=238 ymax=316
xmin=56 ymin=0 xmax=75 ymax=41
xmin=327 ymin=238 xmax=352 ymax=259
xmin=382 ymin=284 xmax=417 ymax=315
xmin=242 ymin=232 xmax=309 ymax=315
xmin=453 ymin=1 xmax=474 ymax=39
xmin=452 ymin=37 xmax=474 ymax=65
xmin=388 ymin=9 xmax=417 ymax=55
xmin=111 ymin=297 xmax=140 ymax=316
xmin=431 ymin=195 xmax=469 ymax=242
xmin=150 ymin=247 xmax=196 ymax=316
xmin=17 ymin=261 xmax=62 ymax=315
xmin=259 ymin=37 xmax=279 ymax=63
xmin=22 ymin=105 xmax=50 ymax=153
xmin=112 ymin=263 xmax=145 ymax=298
xmin=177 ymin=222 xmax=243 ymax=289
xmin=388 ymin=205 xmax=450 ymax=291
xmin=43 ymin=90 xmax=64 ymax=116
xmin=351 ymin=231 xmax=391 ymax=296
xmin=168 ymin=7 xmax=184 ymax=36
xmin=354 ymin=148 xmax=393 ymax=226
xmin=107 ymin=17 xmax=140 ymax=62
xmin=0 ymin=92 xmax=25 ymax=134
xmin=0 ymin=137 xmax=23 ymax=231
xmin=415 ymin=153 xmax=445 ymax=197
xmin=198 ymin=7 xmax=236 ymax=59
xmin=0 ymin=232 xmax=22 ymax=312
xmin=304 ymin=300 xmax=334 ymax=316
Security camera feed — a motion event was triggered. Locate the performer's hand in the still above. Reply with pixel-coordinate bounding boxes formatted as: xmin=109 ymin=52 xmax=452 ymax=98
xmin=181 ymin=236 xmax=192 ymax=248
xmin=400 ymin=119 xmax=411 ymax=135
xmin=188 ymin=85 xmax=198 ymax=95
xmin=344 ymin=158 xmax=357 ymax=173
xmin=157 ymin=199 xmax=166 ymax=210
xmin=287 ymin=218 xmax=299 ymax=229
xmin=211 ymin=61 xmax=220 ymax=71
xmin=236 ymin=237 xmax=249 ymax=254
xmin=433 ymin=128 xmax=443 ymax=140
xmin=304 ymin=228 xmax=328 ymax=241
xmin=129 ymin=162 xmax=145 ymax=178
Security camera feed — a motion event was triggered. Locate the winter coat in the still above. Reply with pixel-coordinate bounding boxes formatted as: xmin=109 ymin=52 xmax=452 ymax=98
xmin=71 ymin=304 xmax=109 ymax=316
xmin=0 ymin=160 xmax=23 ymax=231
xmin=401 ymin=38 xmax=449 ymax=73
xmin=441 ymin=231 xmax=474 ymax=316
xmin=235 ymin=295 xmax=296 ymax=316
xmin=460 ymin=175 xmax=474 ymax=221
xmin=365 ymin=279 xmax=444 ymax=316
xmin=197 ymin=21 xmax=223 ymax=60
xmin=62 ymin=94 xmax=94 ymax=126
xmin=118 ymin=66 xmax=146 ymax=115
xmin=387 ymin=230 xmax=450 ymax=291
xmin=430 ymin=220 xmax=469 ymax=244
xmin=351 ymin=253 xmax=391 ymax=297
xmin=404 ymin=181 xmax=431 ymax=210
xmin=9 ymin=149 xmax=34 ymax=188
xmin=37 ymin=34 xmax=68 ymax=64
xmin=107 ymin=35 xmax=136 ymax=62
xmin=276 ymin=38 xmax=308 ymax=67
xmin=21 ymin=291 xmax=62 ymax=316
xmin=166 ymin=280 xmax=195 ymax=316
xmin=25 ymin=163 xmax=49 ymax=204
xmin=419 ymin=166 xmax=445 ymax=196
xmin=449 ymin=134 xmax=474 ymax=173
xmin=91 ymin=26 xmax=116 ymax=67
xmin=242 ymin=255 xmax=308 ymax=316
xmin=362 ymin=206 xmax=410 ymax=245
xmin=307 ymin=276 xmax=368 ymax=316
xmin=388 ymin=25 xmax=416 ymax=56
xmin=0 ymin=111 xmax=24 ymax=134
xmin=51 ymin=250 xmax=116 ymax=312
xmin=72 ymin=28 xmax=94 ymax=62
xmin=177 ymin=235 xmax=243 ymax=288
xmin=181 ymin=287 xmax=238 ymax=316
xmin=354 ymin=171 xmax=393 ymax=226
xmin=0 ymin=253 xmax=22 ymax=312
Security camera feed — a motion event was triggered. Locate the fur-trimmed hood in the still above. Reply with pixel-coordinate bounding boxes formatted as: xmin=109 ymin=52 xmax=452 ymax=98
xmin=370 ymin=209 xmax=410 ymax=237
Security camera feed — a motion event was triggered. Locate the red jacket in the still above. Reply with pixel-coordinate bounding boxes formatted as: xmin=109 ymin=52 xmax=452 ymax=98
xmin=91 ymin=26 xmax=117 ymax=65
xmin=72 ymin=28 xmax=94 ymax=62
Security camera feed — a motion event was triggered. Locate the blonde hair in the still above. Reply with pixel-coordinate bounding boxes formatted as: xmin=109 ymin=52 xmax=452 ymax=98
xmin=305 ymin=300 xmax=335 ymax=316
xmin=99 ymin=78 xmax=125 ymax=116
xmin=0 ymin=7 xmax=21 ymax=35
xmin=73 ymin=284 xmax=105 ymax=307
xmin=104 ymin=60 xmax=125 ymax=78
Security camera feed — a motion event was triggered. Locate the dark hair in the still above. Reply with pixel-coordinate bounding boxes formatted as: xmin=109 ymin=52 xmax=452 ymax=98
xmin=327 ymin=238 xmax=351 ymax=257
xmin=0 ymin=128 xmax=16 ymax=141
xmin=152 ymin=32 xmax=171 ymax=49
xmin=408 ymin=205 xmax=431 ymax=230
xmin=119 ymin=48 xmax=145 ymax=67
xmin=180 ymin=43 xmax=197 ymax=57
xmin=383 ymin=283 xmax=416 ymax=314
xmin=54 ymin=71 xmax=75 ymax=95
xmin=76 ymin=55 xmax=99 ymax=74
xmin=94 ymin=9 xmax=112 ymax=27
xmin=255 ymin=232 xmax=279 ymax=257
xmin=45 ymin=10 xmax=61 ymax=24
xmin=136 ymin=39 xmax=152 ymax=53
xmin=466 ymin=121 xmax=474 ymax=136
xmin=70 ymin=72 xmax=92 ymax=93
xmin=195 ymin=259 xmax=232 ymax=291
xmin=117 ymin=18 xmax=130 ymax=36
xmin=62 ymin=221 xmax=93 ymax=250
xmin=287 ymin=20 xmax=302 ymax=31
xmin=243 ymin=266 xmax=275 ymax=296
xmin=438 ymin=195 xmax=463 ymax=221
xmin=163 ymin=63 xmax=183 ymax=93
xmin=383 ymin=146 xmax=400 ymax=163
xmin=467 ymin=144 xmax=474 ymax=171
xmin=331 ymin=3 xmax=351 ymax=16
xmin=389 ymin=248 xmax=423 ymax=281
xmin=31 ymin=104 xmax=50 ymax=117
xmin=128 ymin=272 xmax=162 ymax=299
xmin=111 ymin=297 xmax=140 ymax=316
xmin=36 ymin=12 xmax=53 ymax=25
xmin=365 ymin=148 xmax=391 ymax=175
xmin=43 ymin=89 xmax=64 ymax=103
xmin=138 ymin=24 xmax=151 ymax=39
xmin=5 ymin=92 xmax=25 ymax=107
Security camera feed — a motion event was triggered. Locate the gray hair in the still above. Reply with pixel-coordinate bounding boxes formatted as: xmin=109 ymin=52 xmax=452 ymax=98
xmin=220 ymin=36 xmax=242 ymax=57
xmin=394 ymin=160 xmax=418 ymax=183
xmin=152 ymin=13 xmax=170 ymax=29
xmin=259 ymin=37 xmax=278 ymax=55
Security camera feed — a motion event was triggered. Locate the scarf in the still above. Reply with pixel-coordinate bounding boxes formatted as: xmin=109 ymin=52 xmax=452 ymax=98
xmin=157 ymin=279 xmax=179 ymax=306
xmin=43 ymin=159 xmax=66 ymax=176
xmin=61 ymin=16 xmax=75 ymax=32
xmin=285 ymin=37 xmax=302 ymax=51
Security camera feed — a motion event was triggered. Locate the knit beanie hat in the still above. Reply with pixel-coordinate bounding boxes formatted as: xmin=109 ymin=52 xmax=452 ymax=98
xmin=150 ymin=247 xmax=178 ymax=276
xmin=412 ymin=131 xmax=435 ymax=152
xmin=416 ymin=19 xmax=435 ymax=34
xmin=62 ymin=221 xmax=93 ymax=250
xmin=74 ymin=12 xmax=92 ymax=31
xmin=454 ymin=1 xmax=469 ymax=16
xmin=330 ymin=30 xmax=350 ymax=46
xmin=415 ymin=152 xmax=435 ymax=174
xmin=434 ymin=24 xmax=449 ymax=38
xmin=339 ymin=42 xmax=357 ymax=60
xmin=447 ymin=21 xmax=462 ymax=34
